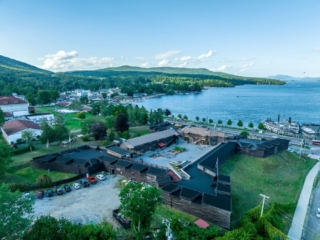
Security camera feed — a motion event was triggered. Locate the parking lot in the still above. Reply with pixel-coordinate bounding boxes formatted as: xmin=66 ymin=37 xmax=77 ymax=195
xmin=33 ymin=175 xmax=122 ymax=227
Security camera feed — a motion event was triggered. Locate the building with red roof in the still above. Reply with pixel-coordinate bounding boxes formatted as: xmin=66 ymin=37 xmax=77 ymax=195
xmin=0 ymin=96 xmax=29 ymax=117
xmin=1 ymin=119 xmax=42 ymax=144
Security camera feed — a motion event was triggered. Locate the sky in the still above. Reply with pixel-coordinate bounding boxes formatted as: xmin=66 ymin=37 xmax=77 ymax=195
xmin=0 ymin=0 xmax=319 ymax=77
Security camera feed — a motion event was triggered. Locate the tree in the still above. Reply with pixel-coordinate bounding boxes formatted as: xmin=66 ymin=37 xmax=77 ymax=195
xmin=105 ymin=115 xmax=116 ymax=129
xmin=177 ymin=114 xmax=182 ymax=119
xmin=227 ymin=119 xmax=232 ymax=126
xmin=40 ymin=119 xmax=55 ymax=144
xmin=209 ymin=119 xmax=213 ymax=124
xmin=0 ymin=183 xmax=33 ymax=239
xmin=52 ymin=114 xmax=69 ymax=142
xmin=90 ymin=102 xmax=101 ymax=115
xmin=195 ymin=116 xmax=199 ymax=122
xmin=122 ymin=131 xmax=130 ymax=139
xmin=119 ymin=182 xmax=162 ymax=238
xmin=21 ymin=129 xmax=37 ymax=151
xmin=91 ymin=121 xmax=107 ymax=140
xmin=248 ymin=122 xmax=254 ymax=129
xmin=0 ymin=109 xmax=4 ymax=127
xmin=75 ymin=112 xmax=86 ymax=119
xmin=0 ymin=142 xmax=12 ymax=175
xmin=25 ymin=93 xmax=37 ymax=106
xmin=111 ymin=105 xmax=126 ymax=116
xmin=183 ymin=115 xmax=188 ymax=121
xmin=109 ymin=131 xmax=115 ymax=142
xmin=81 ymin=116 xmax=101 ymax=134
xmin=102 ymin=92 xmax=107 ymax=101
xmin=69 ymin=100 xmax=82 ymax=111
xmin=240 ymin=131 xmax=249 ymax=137
xmin=115 ymin=113 xmax=129 ymax=132
xmin=164 ymin=109 xmax=171 ymax=116
xmin=80 ymin=96 xmax=88 ymax=104
xmin=237 ymin=120 xmax=243 ymax=127
xmin=258 ymin=123 xmax=265 ymax=130
xmin=202 ymin=117 xmax=206 ymax=123
xmin=218 ymin=119 xmax=222 ymax=125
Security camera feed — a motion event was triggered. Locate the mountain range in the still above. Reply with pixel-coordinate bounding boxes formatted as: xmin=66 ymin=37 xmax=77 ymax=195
xmin=268 ymin=74 xmax=320 ymax=81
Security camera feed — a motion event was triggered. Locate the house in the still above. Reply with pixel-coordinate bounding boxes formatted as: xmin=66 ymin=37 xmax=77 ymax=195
xmin=0 ymin=96 xmax=29 ymax=117
xmin=120 ymin=129 xmax=179 ymax=154
xmin=149 ymin=121 xmax=175 ymax=133
xmin=181 ymin=126 xmax=227 ymax=145
xmin=1 ymin=119 xmax=42 ymax=143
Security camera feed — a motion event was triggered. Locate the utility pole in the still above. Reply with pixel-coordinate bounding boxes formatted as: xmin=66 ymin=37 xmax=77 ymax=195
xmin=259 ymin=194 xmax=269 ymax=217
xmin=300 ymin=139 xmax=304 ymax=158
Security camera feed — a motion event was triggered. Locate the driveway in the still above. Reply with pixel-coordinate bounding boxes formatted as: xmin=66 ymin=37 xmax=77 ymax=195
xmin=304 ymin=181 xmax=320 ymax=240
xmin=33 ymin=175 xmax=122 ymax=227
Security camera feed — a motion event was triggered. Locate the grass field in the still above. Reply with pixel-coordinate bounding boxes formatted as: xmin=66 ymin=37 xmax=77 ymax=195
xmin=220 ymin=151 xmax=316 ymax=222
xmin=1 ymin=167 xmax=76 ymax=184
xmin=129 ymin=125 xmax=150 ymax=137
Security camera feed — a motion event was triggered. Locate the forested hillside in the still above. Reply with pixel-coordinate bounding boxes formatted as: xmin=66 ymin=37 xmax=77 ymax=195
xmin=0 ymin=55 xmax=285 ymax=96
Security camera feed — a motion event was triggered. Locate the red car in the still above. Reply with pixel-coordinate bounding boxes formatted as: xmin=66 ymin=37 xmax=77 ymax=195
xmin=87 ymin=176 xmax=97 ymax=184
xmin=37 ymin=190 xmax=44 ymax=199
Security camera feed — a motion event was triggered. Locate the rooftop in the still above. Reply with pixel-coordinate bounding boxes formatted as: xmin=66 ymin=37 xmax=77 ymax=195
xmin=0 ymin=96 xmax=28 ymax=105
xmin=2 ymin=119 xmax=41 ymax=135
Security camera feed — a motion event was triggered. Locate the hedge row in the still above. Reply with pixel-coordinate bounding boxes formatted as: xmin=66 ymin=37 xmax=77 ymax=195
xmin=8 ymin=174 xmax=52 ymax=192
xmin=11 ymin=146 xmax=35 ymax=155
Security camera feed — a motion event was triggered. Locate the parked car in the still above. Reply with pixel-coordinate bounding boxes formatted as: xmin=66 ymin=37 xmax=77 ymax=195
xmin=80 ymin=179 xmax=90 ymax=187
xmin=47 ymin=189 xmax=54 ymax=197
xmin=37 ymin=190 xmax=44 ymax=199
xmin=87 ymin=176 xmax=97 ymax=184
xmin=96 ymin=174 xmax=105 ymax=181
xmin=56 ymin=187 xmax=63 ymax=195
xmin=64 ymin=185 xmax=71 ymax=192
xmin=316 ymin=208 xmax=320 ymax=218
xmin=73 ymin=182 xmax=81 ymax=190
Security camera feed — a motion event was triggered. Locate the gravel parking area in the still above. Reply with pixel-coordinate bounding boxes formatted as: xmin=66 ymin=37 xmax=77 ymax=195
xmin=33 ymin=175 xmax=122 ymax=227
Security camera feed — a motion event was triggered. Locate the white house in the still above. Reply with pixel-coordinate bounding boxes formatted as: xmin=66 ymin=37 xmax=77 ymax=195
xmin=26 ymin=114 xmax=55 ymax=124
xmin=1 ymin=120 xmax=42 ymax=144
xmin=0 ymin=96 xmax=29 ymax=117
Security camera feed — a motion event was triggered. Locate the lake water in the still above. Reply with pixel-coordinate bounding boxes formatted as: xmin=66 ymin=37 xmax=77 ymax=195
xmin=137 ymin=80 xmax=320 ymax=126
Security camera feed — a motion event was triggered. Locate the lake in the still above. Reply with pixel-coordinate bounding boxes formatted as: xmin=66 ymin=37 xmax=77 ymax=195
xmin=136 ymin=80 xmax=320 ymax=126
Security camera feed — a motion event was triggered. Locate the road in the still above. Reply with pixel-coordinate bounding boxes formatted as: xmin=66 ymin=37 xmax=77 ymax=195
xmin=304 ymin=180 xmax=320 ymax=240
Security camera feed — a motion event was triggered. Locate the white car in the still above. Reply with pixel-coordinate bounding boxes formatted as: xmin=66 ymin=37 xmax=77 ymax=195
xmin=96 ymin=174 xmax=105 ymax=181
xmin=73 ymin=182 xmax=81 ymax=190
xmin=316 ymin=208 xmax=320 ymax=218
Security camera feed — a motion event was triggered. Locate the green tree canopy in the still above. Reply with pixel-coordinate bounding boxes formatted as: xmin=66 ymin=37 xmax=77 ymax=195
xmin=248 ymin=122 xmax=254 ymax=128
xmin=115 ymin=113 xmax=129 ymax=132
xmin=0 ymin=183 xmax=34 ymax=239
xmin=209 ymin=118 xmax=213 ymax=124
xmin=227 ymin=119 xmax=232 ymax=126
xmin=0 ymin=109 xmax=4 ymax=127
xmin=40 ymin=119 xmax=55 ymax=144
xmin=195 ymin=116 xmax=199 ymax=121
xmin=75 ymin=112 xmax=86 ymax=119
xmin=258 ymin=123 xmax=265 ymax=130
xmin=119 ymin=182 xmax=162 ymax=238
xmin=69 ymin=100 xmax=83 ymax=111
xmin=104 ymin=115 xmax=116 ymax=129
xmin=81 ymin=116 xmax=101 ymax=134
xmin=237 ymin=120 xmax=243 ymax=127
xmin=91 ymin=121 xmax=107 ymax=140
xmin=21 ymin=129 xmax=37 ymax=151
xmin=218 ymin=119 xmax=222 ymax=125
xmin=0 ymin=142 xmax=12 ymax=175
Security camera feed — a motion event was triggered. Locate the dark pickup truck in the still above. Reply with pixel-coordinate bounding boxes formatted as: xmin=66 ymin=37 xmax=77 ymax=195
xmin=80 ymin=179 xmax=90 ymax=187
xmin=112 ymin=209 xmax=131 ymax=229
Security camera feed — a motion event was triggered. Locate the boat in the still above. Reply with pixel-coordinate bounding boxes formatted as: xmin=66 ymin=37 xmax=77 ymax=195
xmin=312 ymin=140 xmax=320 ymax=146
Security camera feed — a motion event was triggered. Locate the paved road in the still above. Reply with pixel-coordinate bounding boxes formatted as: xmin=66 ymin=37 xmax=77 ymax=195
xmin=304 ymin=181 xmax=320 ymax=240
xmin=288 ymin=162 xmax=320 ymax=240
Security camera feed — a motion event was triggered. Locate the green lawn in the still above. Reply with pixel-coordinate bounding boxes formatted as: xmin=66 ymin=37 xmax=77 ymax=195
xmin=220 ymin=151 xmax=316 ymax=222
xmin=1 ymin=167 xmax=76 ymax=184
xmin=129 ymin=125 xmax=150 ymax=137
xmin=35 ymin=106 xmax=61 ymax=113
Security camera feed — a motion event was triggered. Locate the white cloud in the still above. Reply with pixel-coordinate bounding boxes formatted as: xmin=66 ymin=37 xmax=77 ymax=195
xmin=210 ymin=65 xmax=231 ymax=72
xmin=221 ymin=57 xmax=255 ymax=63
xmin=158 ymin=59 xmax=170 ymax=66
xmin=155 ymin=50 xmax=181 ymax=59
xmin=40 ymin=50 xmax=114 ymax=72
xmin=314 ymin=47 xmax=320 ymax=52
xmin=240 ymin=62 xmax=255 ymax=72
xmin=135 ymin=56 xmax=146 ymax=60
xmin=141 ymin=62 xmax=150 ymax=68
xmin=172 ymin=50 xmax=216 ymax=68
xmin=198 ymin=50 xmax=215 ymax=60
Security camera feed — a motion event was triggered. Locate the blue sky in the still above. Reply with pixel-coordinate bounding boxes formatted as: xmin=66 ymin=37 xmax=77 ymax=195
xmin=0 ymin=0 xmax=319 ymax=77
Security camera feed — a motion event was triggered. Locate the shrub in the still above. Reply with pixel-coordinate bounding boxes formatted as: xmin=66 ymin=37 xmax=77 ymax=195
xmin=173 ymin=146 xmax=186 ymax=152
xmin=82 ymin=135 xmax=90 ymax=142
xmin=8 ymin=182 xmax=39 ymax=192
xmin=240 ymin=131 xmax=249 ymax=137
xmin=37 ymin=174 xmax=53 ymax=188
xmin=12 ymin=146 xmax=35 ymax=155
